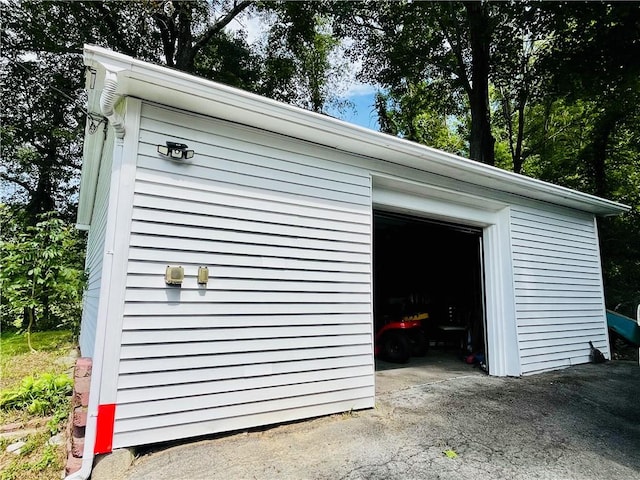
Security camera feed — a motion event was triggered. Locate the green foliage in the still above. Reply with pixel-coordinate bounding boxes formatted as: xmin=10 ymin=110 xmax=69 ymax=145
xmin=375 ymin=85 xmax=466 ymax=156
xmin=0 ymin=373 xmax=72 ymax=416
xmin=262 ymin=9 xmax=348 ymax=113
xmin=0 ymin=434 xmax=63 ymax=480
xmin=0 ymin=207 xmax=86 ymax=336
xmin=0 ymin=330 xmax=73 ymax=359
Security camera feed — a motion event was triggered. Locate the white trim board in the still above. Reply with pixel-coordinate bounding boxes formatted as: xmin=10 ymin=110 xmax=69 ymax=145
xmin=372 ymin=178 xmax=520 ymax=376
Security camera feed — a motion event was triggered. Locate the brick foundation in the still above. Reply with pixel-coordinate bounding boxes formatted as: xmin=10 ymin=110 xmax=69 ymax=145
xmin=65 ymin=357 xmax=92 ymax=476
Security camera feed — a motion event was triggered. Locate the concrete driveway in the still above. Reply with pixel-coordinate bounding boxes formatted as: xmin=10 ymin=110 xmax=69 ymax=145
xmin=118 ymin=357 xmax=639 ymax=480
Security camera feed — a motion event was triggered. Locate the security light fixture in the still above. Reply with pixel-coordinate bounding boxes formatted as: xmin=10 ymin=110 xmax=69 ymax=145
xmin=157 ymin=141 xmax=194 ymax=160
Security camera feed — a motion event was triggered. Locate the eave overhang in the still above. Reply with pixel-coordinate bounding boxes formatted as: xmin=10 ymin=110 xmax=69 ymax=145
xmin=78 ymin=45 xmax=630 ymax=228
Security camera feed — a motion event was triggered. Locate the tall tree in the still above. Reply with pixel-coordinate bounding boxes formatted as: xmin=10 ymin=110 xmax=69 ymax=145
xmin=338 ymin=1 xmax=497 ymax=164
xmin=525 ymin=3 xmax=640 ymax=313
xmin=150 ymin=0 xmax=253 ymax=72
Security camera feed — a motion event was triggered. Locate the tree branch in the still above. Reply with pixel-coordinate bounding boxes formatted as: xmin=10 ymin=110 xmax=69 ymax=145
xmin=192 ymin=0 xmax=253 ymax=54
xmin=0 ymin=172 xmax=35 ymax=193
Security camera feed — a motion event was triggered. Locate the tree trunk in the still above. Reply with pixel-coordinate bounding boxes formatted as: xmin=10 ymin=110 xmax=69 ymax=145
xmin=465 ymin=2 xmax=495 ymax=166
xmin=513 ymin=91 xmax=527 ymax=174
xmin=589 ymin=115 xmax=615 ymax=197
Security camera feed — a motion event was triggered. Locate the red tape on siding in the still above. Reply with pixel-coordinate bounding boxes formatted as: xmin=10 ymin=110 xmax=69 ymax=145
xmin=94 ymin=404 xmax=116 ymax=454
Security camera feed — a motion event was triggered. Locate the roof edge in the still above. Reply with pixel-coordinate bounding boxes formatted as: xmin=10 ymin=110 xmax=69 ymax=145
xmin=81 ymin=45 xmax=630 ymax=217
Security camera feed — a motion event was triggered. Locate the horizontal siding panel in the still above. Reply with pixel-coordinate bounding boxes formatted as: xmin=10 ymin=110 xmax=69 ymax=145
xmin=521 ymin=348 xmax=591 ymax=364
xmin=516 ymin=310 xmax=603 ymax=320
xmin=112 ymin=397 xmax=374 ymax=449
xmin=512 ymin=252 xmax=601 ymax=269
xmin=518 ymin=334 xmax=606 ymax=350
xmin=123 ymin=302 xmax=370 ymax=316
xmin=510 ymin=244 xmax=599 ymax=262
xmin=520 ymin=357 xmax=586 ymax=375
xmin=120 ymin=334 xmax=372 ymax=359
xmin=118 ymin=367 xmax=373 ymax=405
xmin=514 ymin=285 xmax=603 ymax=295
xmin=515 ymin=304 xmax=604 ymax=313
xmin=122 ymin=313 xmax=371 ymax=330
xmin=513 ymin=268 xmax=601 ymax=280
xmin=131 ymin=221 xmax=370 ymax=254
xmin=517 ymin=325 xmax=604 ymax=337
xmin=127 ymin=248 xmax=371 ymax=273
xmin=124 ymin=289 xmax=370 ymax=304
xmin=121 ymin=323 xmax=372 ymax=344
xmin=117 ymin=356 xmax=372 ymax=390
xmin=510 ymin=211 xmax=594 ymax=233
xmin=127 ymin=262 xmax=370 ymax=283
xmin=79 ymin=129 xmax=114 ymax=358
xmin=510 ymin=226 xmax=597 ymax=247
xmin=132 ymin=207 xmax=369 ymax=245
xmin=140 ymin=103 xmax=369 ymax=179
xmin=513 ymin=296 xmax=603 ymax=305
xmin=510 ymin=220 xmax=595 ymax=241
xmin=510 ymin=233 xmax=598 ymax=252
xmin=512 ymin=262 xmax=600 ymax=275
xmin=135 ymin=170 xmax=370 ymax=219
xmin=117 ymin=376 xmax=373 ymax=419
xmin=128 ymin=233 xmax=370 ymax=264
xmin=114 ymin=385 xmax=374 ymax=434
xmin=513 ymin=275 xmax=601 ymax=287
xmin=137 ymin=155 xmax=369 ymax=207
xmin=137 ymin=136 xmax=370 ymax=196
xmin=511 ymin=206 xmax=607 ymax=375
xmin=117 ymin=102 xmax=374 ymax=447
xmin=119 ymin=344 xmax=372 ymax=374
xmin=126 ymin=275 xmax=370 ymax=292
xmin=133 ymin=194 xmax=370 ymax=235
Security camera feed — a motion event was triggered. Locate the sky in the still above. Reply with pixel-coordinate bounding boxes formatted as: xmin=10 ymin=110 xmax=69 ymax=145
xmin=328 ymin=90 xmax=380 ymax=131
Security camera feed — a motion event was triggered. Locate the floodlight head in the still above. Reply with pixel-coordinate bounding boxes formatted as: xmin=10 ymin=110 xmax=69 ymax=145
xmin=157 ymin=141 xmax=194 ymax=160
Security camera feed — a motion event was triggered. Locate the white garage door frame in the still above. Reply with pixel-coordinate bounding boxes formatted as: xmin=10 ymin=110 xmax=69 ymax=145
xmin=372 ymin=175 xmax=521 ymax=377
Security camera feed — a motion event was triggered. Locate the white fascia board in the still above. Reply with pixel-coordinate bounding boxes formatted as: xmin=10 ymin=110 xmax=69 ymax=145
xmin=82 ymin=45 xmax=630 ymax=217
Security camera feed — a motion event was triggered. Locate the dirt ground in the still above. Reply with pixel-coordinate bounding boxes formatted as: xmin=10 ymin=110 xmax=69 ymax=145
xmin=116 ymin=354 xmax=640 ymax=480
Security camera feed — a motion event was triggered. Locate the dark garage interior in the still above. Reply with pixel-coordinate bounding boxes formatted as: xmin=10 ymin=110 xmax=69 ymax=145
xmin=373 ymin=210 xmax=487 ymax=370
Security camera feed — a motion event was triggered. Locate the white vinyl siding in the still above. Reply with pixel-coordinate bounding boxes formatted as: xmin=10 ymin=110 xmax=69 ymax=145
xmin=511 ymin=206 xmax=608 ymax=374
xmin=79 ymin=129 xmax=114 ymax=358
xmin=112 ymin=104 xmax=374 ymax=448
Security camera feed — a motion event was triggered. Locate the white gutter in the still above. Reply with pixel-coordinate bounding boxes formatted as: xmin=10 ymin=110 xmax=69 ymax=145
xmin=65 ymin=68 xmax=126 ymax=480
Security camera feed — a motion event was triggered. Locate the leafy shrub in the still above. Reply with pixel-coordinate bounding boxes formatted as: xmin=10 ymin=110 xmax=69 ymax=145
xmin=0 ymin=373 xmax=72 ymax=416
xmin=0 ymin=206 xmax=86 ymax=340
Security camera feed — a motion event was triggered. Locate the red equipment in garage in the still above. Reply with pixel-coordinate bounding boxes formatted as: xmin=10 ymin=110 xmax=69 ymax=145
xmin=375 ymin=313 xmax=429 ymax=363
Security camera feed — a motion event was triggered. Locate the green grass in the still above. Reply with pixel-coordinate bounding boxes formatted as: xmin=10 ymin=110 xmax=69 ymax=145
xmin=1 ymin=331 xmax=75 ymax=391
xmin=0 ymin=330 xmax=75 ymax=480
xmin=1 ymin=330 xmax=74 ymax=359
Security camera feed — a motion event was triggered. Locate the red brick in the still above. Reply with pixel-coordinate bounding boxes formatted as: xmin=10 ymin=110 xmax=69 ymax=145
xmin=73 ymin=376 xmax=91 ymax=393
xmin=74 ymin=389 xmax=90 ymax=407
xmin=65 ymin=453 xmax=83 ymax=474
xmin=73 ymin=406 xmax=88 ymax=427
xmin=71 ymin=435 xmax=85 ymax=458
xmin=74 ymin=357 xmax=92 ymax=378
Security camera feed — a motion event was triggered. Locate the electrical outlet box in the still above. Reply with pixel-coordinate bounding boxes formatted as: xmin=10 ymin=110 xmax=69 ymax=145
xmin=165 ymin=266 xmax=184 ymax=285
xmin=197 ymin=266 xmax=209 ymax=285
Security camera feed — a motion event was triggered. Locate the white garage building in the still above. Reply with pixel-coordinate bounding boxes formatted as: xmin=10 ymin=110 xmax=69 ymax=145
xmin=76 ymin=46 xmax=628 ymax=458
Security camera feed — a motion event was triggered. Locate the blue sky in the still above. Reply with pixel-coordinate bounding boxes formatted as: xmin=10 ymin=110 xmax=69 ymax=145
xmin=333 ymin=91 xmax=380 ymax=131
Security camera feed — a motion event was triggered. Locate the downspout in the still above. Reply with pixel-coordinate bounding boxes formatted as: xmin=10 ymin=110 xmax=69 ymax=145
xmin=64 ymin=69 xmax=124 ymax=480
xmin=99 ymin=70 xmax=125 ymax=139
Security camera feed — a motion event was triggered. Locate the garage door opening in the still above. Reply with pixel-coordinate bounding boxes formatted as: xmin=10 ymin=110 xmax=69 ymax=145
xmin=373 ymin=210 xmax=487 ymax=374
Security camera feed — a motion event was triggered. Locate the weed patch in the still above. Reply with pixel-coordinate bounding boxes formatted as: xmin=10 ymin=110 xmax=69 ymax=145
xmin=0 ymin=330 xmax=75 ymax=480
